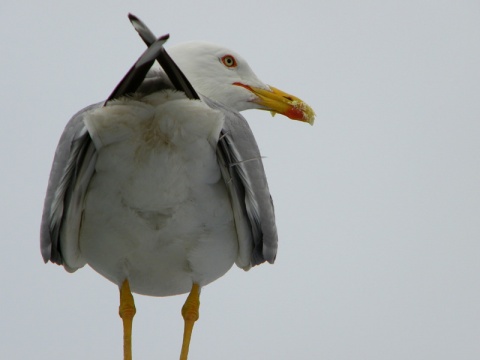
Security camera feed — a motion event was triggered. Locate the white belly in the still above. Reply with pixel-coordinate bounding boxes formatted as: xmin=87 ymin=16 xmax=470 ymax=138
xmin=78 ymin=92 xmax=237 ymax=296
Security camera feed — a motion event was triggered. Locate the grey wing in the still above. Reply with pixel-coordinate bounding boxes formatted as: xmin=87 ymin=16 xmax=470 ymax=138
xmin=208 ymin=98 xmax=278 ymax=269
xmin=40 ymin=103 xmax=101 ymax=265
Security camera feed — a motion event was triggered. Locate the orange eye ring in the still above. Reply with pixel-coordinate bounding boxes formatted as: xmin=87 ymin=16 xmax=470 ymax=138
xmin=221 ymin=55 xmax=237 ymax=68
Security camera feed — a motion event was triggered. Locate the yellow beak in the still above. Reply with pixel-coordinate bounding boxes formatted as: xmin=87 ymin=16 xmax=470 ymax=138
xmin=234 ymin=82 xmax=315 ymax=125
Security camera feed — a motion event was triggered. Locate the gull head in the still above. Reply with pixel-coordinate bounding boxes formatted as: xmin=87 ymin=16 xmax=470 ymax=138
xmin=168 ymin=42 xmax=315 ymax=125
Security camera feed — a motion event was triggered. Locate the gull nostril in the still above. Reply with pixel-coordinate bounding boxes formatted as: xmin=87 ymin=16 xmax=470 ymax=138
xmin=284 ymin=96 xmax=293 ymax=101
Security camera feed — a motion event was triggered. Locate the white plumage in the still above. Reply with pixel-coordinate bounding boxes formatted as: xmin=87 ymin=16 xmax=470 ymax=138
xmin=61 ymin=92 xmax=239 ymax=296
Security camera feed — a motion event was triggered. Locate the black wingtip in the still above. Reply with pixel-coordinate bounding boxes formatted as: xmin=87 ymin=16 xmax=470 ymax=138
xmin=128 ymin=13 xmax=158 ymax=46
xmin=127 ymin=15 xmax=199 ymax=100
xmin=106 ymin=14 xmax=199 ymax=104
xmin=105 ymin=36 xmax=169 ymax=104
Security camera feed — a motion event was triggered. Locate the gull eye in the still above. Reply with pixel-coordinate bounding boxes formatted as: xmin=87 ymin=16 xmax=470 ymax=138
xmin=221 ymin=55 xmax=237 ymax=68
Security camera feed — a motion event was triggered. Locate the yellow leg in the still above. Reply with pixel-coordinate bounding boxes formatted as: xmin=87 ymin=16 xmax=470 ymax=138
xmin=119 ymin=279 xmax=136 ymax=360
xmin=179 ymin=283 xmax=201 ymax=360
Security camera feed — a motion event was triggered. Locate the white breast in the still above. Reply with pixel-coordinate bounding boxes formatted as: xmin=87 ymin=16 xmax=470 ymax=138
xmin=74 ymin=91 xmax=237 ymax=296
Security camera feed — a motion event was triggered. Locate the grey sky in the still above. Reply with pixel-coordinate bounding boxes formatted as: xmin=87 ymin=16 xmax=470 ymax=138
xmin=2 ymin=1 xmax=480 ymax=359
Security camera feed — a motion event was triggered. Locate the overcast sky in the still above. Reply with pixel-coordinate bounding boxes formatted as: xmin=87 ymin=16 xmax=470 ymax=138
xmin=2 ymin=1 xmax=480 ymax=359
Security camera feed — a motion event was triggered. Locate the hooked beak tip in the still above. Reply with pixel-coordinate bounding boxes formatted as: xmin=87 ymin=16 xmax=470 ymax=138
xmin=234 ymin=82 xmax=315 ymax=124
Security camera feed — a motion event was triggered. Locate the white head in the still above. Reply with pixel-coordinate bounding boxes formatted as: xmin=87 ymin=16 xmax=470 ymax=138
xmin=167 ymin=42 xmax=315 ymax=124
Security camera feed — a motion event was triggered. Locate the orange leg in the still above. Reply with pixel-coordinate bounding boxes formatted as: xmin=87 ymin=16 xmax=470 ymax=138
xmin=119 ymin=279 xmax=136 ymax=360
xmin=179 ymin=283 xmax=201 ymax=360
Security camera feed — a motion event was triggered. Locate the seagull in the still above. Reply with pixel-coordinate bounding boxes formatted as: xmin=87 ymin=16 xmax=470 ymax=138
xmin=40 ymin=15 xmax=314 ymax=360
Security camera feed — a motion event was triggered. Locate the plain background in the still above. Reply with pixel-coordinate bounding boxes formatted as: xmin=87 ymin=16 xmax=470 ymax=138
xmin=2 ymin=1 xmax=479 ymax=359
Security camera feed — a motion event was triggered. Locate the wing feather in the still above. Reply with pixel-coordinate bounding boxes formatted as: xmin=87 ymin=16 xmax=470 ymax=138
xmin=208 ymin=98 xmax=278 ymax=268
xmin=40 ymin=104 xmax=99 ymax=264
